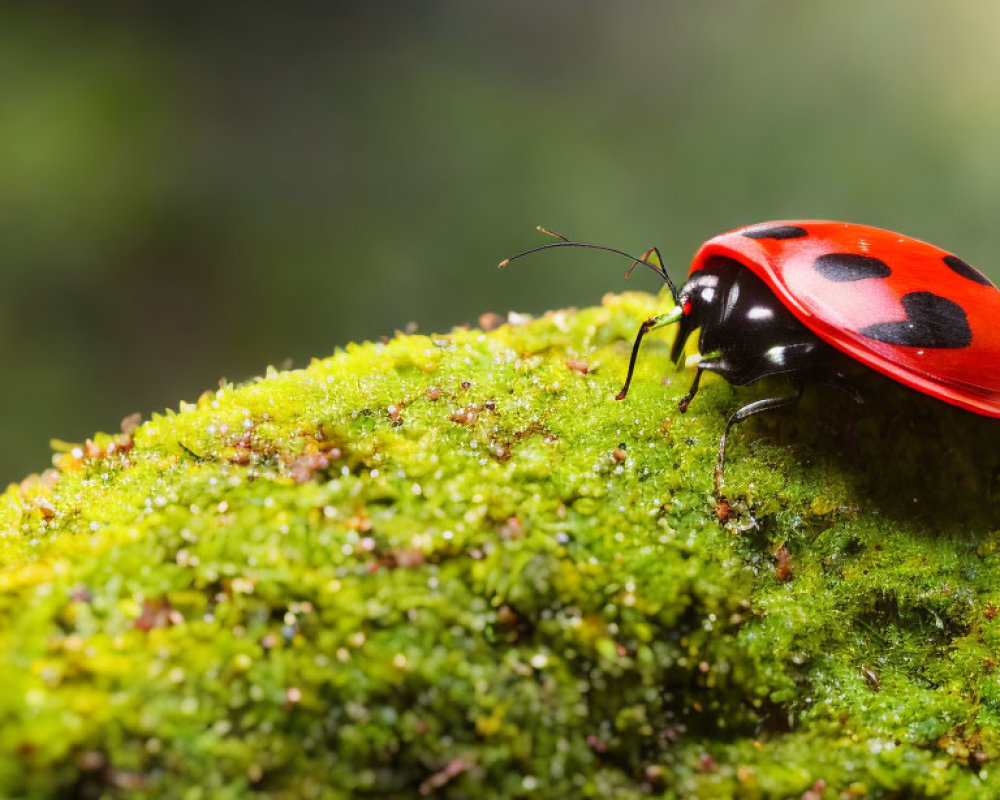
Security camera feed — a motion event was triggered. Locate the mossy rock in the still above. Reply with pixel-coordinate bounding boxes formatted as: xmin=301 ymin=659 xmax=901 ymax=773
xmin=3 ymin=291 xmax=1000 ymax=799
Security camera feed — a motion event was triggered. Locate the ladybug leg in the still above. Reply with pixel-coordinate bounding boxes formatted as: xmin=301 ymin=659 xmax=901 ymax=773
xmin=678 ymin=368 xmax=704 ymax=413
xmin=715 ymin=385 xmax=804 ymax=496
xmin=616 ymin=309 xmax=682 ymax=401
xmin=815 ymin=374 xmax=864 ymax=405
xmin=678 ymin=351 xmax=723 ymax=412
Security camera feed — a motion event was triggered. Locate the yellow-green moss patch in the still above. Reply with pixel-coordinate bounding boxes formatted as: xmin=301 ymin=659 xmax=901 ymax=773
xmin=3 ymin=291 xmax=1000 ymax=798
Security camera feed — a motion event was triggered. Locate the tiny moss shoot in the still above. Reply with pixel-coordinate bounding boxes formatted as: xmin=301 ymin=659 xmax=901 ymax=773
xmin=3 ymin=291 xmax=1000 ymax=798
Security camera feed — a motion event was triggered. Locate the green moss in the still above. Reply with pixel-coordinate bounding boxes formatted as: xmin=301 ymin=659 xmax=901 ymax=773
xmin=3 ymin=290 xmax=1000 ymax=798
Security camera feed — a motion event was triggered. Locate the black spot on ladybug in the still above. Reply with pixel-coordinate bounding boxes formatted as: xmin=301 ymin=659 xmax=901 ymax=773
xmin=813 ymin=253 xmax=892 ymax=282
xmin=943 ymin=255 xmax=995 ymax=287
xmin=860 ymin=291 xmax=972 ymax=349
xmin=742 ymin=226 xmax=808 ymax=240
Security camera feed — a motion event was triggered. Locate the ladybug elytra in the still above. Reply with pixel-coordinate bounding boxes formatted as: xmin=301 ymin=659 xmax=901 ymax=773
xmin=500 ymin=222 xmax=1000 ymax=493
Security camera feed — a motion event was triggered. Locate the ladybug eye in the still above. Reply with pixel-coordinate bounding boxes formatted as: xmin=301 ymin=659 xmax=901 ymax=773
xmin=682 ymin=300 xmax=692 ymax=316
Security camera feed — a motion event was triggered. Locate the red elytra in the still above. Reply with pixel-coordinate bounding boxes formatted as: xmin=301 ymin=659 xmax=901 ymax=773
xmin=695 ymin=221 xmax=1000 ymax=417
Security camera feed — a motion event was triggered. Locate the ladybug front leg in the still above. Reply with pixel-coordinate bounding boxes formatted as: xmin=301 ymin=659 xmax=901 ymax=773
xmin=615 ymin=305 xmax=684 ymax=401
xmin=715 ymin=385 xmax=804 ymax=496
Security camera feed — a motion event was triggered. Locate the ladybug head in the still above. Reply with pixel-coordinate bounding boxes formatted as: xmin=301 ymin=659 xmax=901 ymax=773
xmin=670 ymin=271 xmax=720 ymax=364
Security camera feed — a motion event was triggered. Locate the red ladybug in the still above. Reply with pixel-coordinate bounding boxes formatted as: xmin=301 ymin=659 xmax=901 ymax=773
xmin=501 ymin=222 xmax=1000 ymax=492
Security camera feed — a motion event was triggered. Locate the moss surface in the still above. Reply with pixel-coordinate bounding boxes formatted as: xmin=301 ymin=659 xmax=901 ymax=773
xmin=3 ymin=291 xmax=1000 ymax=799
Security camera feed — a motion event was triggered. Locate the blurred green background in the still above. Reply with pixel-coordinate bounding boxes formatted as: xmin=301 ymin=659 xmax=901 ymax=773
xmin=4 ymin=2 xmax=1000 ymax=482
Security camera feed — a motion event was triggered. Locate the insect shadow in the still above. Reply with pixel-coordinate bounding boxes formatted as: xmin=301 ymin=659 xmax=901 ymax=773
xmin=725 ymin=367 xmax=1000 ymax=531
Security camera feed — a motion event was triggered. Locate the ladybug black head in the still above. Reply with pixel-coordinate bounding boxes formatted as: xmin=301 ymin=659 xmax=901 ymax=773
xmin=670 ymin=271 xmax=720 ymax=364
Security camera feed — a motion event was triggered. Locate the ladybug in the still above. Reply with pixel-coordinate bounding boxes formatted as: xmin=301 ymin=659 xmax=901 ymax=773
xmin=500 ymin=222 xmax=1000 ymax=493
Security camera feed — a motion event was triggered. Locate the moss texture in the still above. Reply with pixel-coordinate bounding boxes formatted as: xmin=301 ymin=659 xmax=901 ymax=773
xmin=3 ymin=290 xmax=1000 ymax=799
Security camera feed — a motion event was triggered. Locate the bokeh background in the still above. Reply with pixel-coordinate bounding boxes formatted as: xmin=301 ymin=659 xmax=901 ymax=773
xmin=4 ymin=2 xmax=1000 ymax=482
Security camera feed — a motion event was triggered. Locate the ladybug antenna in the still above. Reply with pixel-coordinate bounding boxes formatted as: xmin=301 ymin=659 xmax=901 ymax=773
xmin=498 ymin=226 xmax=680 ymax=304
